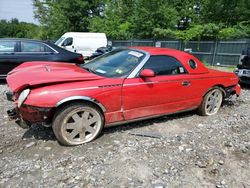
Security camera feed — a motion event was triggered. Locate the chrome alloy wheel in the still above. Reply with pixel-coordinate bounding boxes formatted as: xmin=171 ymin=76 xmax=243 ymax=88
xmin=204 ymin=89 xmax=223 ymax=115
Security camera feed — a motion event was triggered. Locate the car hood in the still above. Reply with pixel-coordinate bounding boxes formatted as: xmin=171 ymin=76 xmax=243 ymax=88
xmin=7 ymin=61 xmax=104 ymax=92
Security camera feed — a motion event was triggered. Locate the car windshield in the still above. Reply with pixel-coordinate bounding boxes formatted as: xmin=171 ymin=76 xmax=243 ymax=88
xmin=55 ymin=37 xmax=65 ymax=45
xmin=81 ymin=49 xmax=146 ymax=78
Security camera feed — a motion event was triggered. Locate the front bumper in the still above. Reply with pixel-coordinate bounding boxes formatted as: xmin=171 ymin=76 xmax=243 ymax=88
xmin=7 ymin=105 xmax=53 ymax=129
xmin=20 ymin=105 xmax=53 ymax=123
xmin=225 ymin=84 xmax=241 ymax=97
xmin=235 ymin=84 xmax=241 ymax=96
xmin=7 ymin=108 xmax=18 ymax=120
xmin=6 ymin=92 xmax=54 ymax=128
xmin=7 ymin=109 xmax=30 ymax=129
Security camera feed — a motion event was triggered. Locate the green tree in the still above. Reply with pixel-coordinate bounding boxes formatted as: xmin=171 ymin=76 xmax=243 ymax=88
xmin=89 ymin=0 xmax=135 ymax=39
xmin=0 ymin=19 xmax=40 ymax=39
xmin=201 ymin=0 xmax=250 ymax=27
xmin=130 ymin=0 xmax=179 ymax=38
xmin=33 ymin=0 xmax=104 ymax=39
xmin=33 ymin=0 xmax=250 ymax=40
xmin=90 ymin=0 xmax=181 ymax=39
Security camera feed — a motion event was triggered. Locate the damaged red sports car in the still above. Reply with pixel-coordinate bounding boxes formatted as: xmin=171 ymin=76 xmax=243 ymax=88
xmin=6 ymin=47 xmax=241 ymax=145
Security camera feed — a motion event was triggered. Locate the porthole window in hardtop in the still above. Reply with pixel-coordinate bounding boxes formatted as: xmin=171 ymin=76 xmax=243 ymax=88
xmin=189 ymin=59 xmax=197 ymax=69
xmin=143 ymin=55 xmax=187 ymax=76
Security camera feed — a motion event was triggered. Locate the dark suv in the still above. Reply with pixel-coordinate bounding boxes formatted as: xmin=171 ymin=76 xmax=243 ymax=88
xmin=0 ymin=38 xmax=84 ymax=79
xmin=235 ymin=48 xmax=250 ymax=85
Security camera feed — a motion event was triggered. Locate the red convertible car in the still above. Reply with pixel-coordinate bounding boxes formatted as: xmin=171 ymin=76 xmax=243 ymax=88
xmin=6 ymin=47 xmax=241 ymax=145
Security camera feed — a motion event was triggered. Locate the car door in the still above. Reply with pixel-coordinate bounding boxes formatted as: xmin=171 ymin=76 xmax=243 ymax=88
xmin=122 ymin=55 xmax=198 ymax=120
xmin=0 ymin=40 xmax=19 ymax=76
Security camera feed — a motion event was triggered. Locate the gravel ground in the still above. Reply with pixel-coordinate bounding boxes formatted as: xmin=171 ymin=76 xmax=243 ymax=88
xmin=0 ymin=81 xmax=249 ymax=188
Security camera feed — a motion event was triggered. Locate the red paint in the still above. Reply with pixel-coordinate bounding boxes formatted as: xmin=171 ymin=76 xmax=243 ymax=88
xmin=6 ymin=47 xmax=241 ymax=125
xmin=140 ymin=69 xmax=155 ymax=77
xmin=7 ymin=61 xmax=103 ymax=92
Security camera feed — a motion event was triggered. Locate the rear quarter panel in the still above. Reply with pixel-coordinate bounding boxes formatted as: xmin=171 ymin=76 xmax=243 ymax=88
xmin=172 ymin=51 xmax=239 ymax=98
xmin=186 ymin=69 xmax=239 ymax=101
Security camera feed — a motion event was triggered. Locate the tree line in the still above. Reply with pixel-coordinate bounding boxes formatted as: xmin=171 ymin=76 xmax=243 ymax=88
xmin=0 ymin=19 xmax=41 ymax=39
xmin=1 ymin=0 xmax=250 ymax=41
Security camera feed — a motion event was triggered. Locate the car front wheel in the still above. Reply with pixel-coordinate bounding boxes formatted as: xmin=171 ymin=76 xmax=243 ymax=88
xmin=199 ymin=87 xmax=223 ymax=116
xmin=52 ymin=102 xmax=104 ymax=146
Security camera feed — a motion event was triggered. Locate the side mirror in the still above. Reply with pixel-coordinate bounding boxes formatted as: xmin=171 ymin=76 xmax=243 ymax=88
xmin=140 ymin=69 xmax=155 ymax=78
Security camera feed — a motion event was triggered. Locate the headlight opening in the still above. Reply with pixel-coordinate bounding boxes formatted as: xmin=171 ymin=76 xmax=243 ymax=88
xmin=18 ymin=89 xmax=30 ymax=108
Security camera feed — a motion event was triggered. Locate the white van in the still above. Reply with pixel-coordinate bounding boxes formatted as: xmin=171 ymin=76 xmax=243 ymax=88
xmin=55 ymin=32 xmax=107 ymax=58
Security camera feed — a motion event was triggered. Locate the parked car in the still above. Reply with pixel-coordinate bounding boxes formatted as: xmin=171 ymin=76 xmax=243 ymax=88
xmin=6 ymin=47 xmax=240 ymax=146
xmin=0 ymin=38 xmax=84 ymax=79
xmin=89 ymin=46 xmax=113 ymax=60
xmin=235 ymin=47 xmax=250 ymax=85
xmin=55 ymin=32 xmax=107 ymax=59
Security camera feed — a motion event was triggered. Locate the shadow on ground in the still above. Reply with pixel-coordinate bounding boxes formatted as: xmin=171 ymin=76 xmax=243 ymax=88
xmin=21 ymin=110 xmax=196 ymax=142
xmin=22 ymin=125 xmax=56 ymax=141
xmin=103 ymin=110 xmax=196 ymax=135
xmin=0 ymin=80 xmax=6 ymax=85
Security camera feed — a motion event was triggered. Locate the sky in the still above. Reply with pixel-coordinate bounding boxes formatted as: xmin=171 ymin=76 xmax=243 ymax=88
xmin=0 ymin=0 xmax=38 ymax=24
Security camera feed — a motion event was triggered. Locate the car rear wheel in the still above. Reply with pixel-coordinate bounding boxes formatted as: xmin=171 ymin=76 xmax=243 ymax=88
xmin=198 ymin=87 xmax=223 ymax=116
xmin=52 ymin=103 xmax=104 ymax=146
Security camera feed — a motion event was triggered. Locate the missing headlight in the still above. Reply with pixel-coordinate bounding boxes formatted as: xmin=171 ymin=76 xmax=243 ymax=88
xmin=18 ymin=89 xmax=30 ymax=108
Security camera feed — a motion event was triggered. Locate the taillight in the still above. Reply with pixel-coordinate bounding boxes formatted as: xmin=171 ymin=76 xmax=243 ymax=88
xmin=76 ymin=55 xmax=84 ymax=63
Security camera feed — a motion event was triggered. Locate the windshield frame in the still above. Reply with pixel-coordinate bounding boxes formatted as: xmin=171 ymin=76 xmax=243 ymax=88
xmin=82 ymin=48 xmax=150 ymax=78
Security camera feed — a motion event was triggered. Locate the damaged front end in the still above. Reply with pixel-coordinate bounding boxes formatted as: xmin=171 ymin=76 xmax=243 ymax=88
xmin=225 ymin=84 xmax=241 ymax=98
xmin=6 ymin=91 xmax=54 ymax=129
xmin=7 ymin=108 xmax=30 ymax=129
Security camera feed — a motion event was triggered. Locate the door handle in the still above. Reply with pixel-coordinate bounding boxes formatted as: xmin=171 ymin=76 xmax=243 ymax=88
xmin=182 ymin=80 xmax=190 ymax=86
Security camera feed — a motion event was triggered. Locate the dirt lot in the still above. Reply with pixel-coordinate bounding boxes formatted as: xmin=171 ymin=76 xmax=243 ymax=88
xmin=0 ymin=82 xmax=249 ymax=188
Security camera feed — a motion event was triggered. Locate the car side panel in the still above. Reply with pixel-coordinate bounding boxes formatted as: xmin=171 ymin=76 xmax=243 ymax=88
xmin=0 ymin=54 xmax=19 ymax=76
xmin=0 ymin=40 xmax=19 ymax=76
xmin=0 ymin=53 xmax=64 ymax=75
xmin=0 ymin=39 xmax=82 ymax=76
xmin=23 ymin=72 xmax=239 ymax=125
xmin=23 ymin=79 xmax=125 ymax=124
xmin=122 ymin=72 xmax=239 ymax=121
xmin=122 ymin=75 xmax=201 ymax=120
xmin=1 ymin=52 xmax=80 ymax=76
xmin=14 ymin=53 xmax=59 ymax=62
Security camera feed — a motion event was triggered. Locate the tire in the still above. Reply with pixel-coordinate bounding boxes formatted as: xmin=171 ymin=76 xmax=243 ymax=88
xmin=52 ymin=102 xmax=104 ymax=146
xmin=198 ymin=87 xmax=224 ymax=116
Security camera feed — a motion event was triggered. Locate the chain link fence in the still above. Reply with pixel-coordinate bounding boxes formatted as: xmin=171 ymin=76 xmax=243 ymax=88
xmin=111 ymin=39 xmax=250 ymax=66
